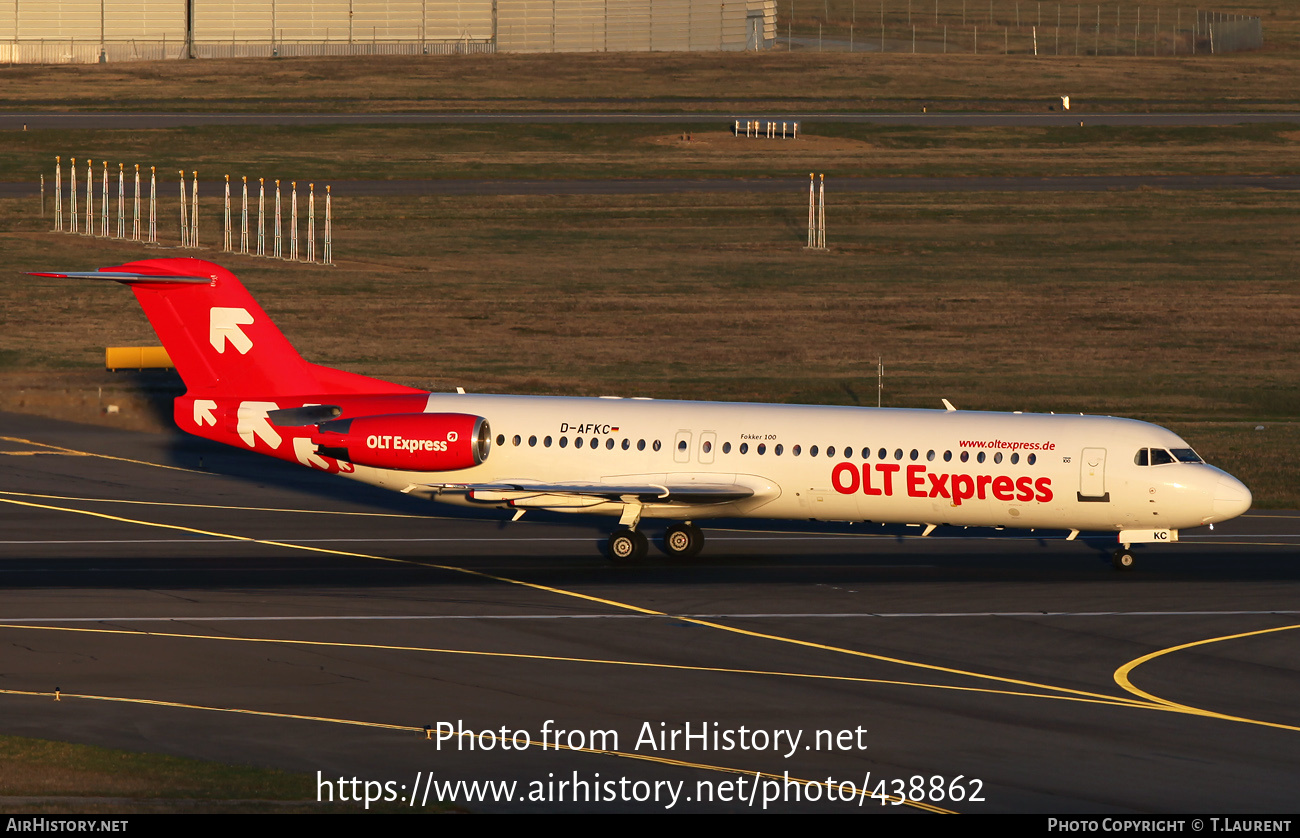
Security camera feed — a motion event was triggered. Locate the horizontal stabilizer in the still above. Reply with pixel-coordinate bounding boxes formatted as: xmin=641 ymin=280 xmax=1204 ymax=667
xmin=28 ymin=271 xmax=212 ymax=284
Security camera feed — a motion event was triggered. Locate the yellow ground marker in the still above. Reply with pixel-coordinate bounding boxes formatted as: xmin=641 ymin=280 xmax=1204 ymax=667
xmin=1114 ymin=624 xmax=1300 ymax=732
xmin=0 ymin=494 xmax=1150 ymax=706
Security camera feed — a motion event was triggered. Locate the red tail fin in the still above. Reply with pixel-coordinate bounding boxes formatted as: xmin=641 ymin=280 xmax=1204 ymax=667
xmin=35 ymin=258 xmax=419 ymax=398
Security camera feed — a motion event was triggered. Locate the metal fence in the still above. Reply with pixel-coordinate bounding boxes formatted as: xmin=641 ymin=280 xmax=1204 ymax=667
xmin=0 ymin=40 xmax=182 ymax=63
xmin=195 ymin=39 xmax=496 ymax=59
xmin=1208 ymin=16 xmax=1262 ymax=52
xmin=780 ymin=3 xmax=1263 ymax=55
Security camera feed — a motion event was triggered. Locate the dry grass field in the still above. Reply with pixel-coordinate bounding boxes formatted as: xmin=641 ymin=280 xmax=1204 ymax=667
xmin=1 ymin=50 xmax=1298 ymax=115
xmin=5 ymin=122 xmax=1300 ymax=184
xmin=0 ymin=735 xmax=435 ymax=812
xmin=2 ymin=185 xmax=1296 ymax=506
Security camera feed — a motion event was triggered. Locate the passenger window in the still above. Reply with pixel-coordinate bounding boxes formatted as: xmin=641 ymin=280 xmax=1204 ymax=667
xmin=703 ymin=441 xmax=712 ymax=453
xmin=560 ymin=436 xmax=569 ymax=448
xmin=512 ymin=435 xmax=521 ymax=446
xmin=757 ymin=444 xmax=766 ymax=455
xmin=793 ymin=444 xmax=801 ymax=456
xmin=862 ymin=447 xmax=871 ymax=460
xmin=960 ymin=451 xmax=969 ymax=463
xmin=544 ymin=436 xmax=553 ymax=447
xmin=775 ymin=444 xmax=783 ymax=455
xmin=810 ymin=445 xmax=819 ymax=457
xmin=677 ymin=440 xmax=687 ymax=451
xmin=496 ymin=434 xmax=505 ymax=446
xmin=590 ymin=437 xmax=598 ymax=449
xmin=927 ymin=450 xmax=935 ymax=461
xmin=827 ymin=446 xmax=836 ymax=457
xmin=740 ymin=443 xmax=749 ymax=454
xmin=1010 ymin=452 xmax=1019 ymax=464
xmin=653 ymin=440 xmax=662 ymax=452
xmin=722 ymin=441 xmax=731 ymax=454
xmin=575 ymin=437 xmax=583 ymax=449
xmin=606 ymin=438 xmax=615 ymax=450
xmin=993 ymin=452 xmax=1002 ymax=464
xmin=977 ymin=452 xmax=986 ymax=463
xmin=909 ymin=449 xmax=919 ymax=461
xmin=621 ymin=439 xmax=630 ymax=450
xmin=878 ymin=448 xmax=886 ymax=460
xmin=1028 ymin=453 xmax=1036 ymax=465
xmin=637 ymin=439 xmax=646 ymax=451
xmin=894 ymin=449 xmax=903 ymax=460
xmin=943 ymin=450 xmax=952 ymax=462
xmin=529 ymin=435 xmax=538 ymax=447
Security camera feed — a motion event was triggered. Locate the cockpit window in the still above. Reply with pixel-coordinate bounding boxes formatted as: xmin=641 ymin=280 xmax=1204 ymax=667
xmin=1137 ymin=447 xmax=1192 ymax=466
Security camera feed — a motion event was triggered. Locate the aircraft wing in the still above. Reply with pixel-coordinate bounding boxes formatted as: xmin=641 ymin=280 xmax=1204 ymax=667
xmin=428 ymin=481 xmax=756 ymax=504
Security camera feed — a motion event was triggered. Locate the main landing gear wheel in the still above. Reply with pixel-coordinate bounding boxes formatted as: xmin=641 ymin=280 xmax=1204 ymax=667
xmin=663 ymin=523 xmax=704 ymax=560
xmin=1112 ymin=547 xmax=1136 ymax=571
xmin=607 ymin=528 xmax=648 ymax=563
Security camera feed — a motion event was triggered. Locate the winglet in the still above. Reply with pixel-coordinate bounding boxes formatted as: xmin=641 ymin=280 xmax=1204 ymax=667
xmin=941 ymin=399 xmax=957 ymax=411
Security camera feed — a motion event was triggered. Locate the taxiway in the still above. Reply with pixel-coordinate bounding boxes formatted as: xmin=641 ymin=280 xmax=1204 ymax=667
xmin=0 ymin=412 xmax=1296 ymax=812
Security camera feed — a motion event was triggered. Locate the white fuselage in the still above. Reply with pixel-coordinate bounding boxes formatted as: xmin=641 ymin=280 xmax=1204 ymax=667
xmin=343 ymin=394 xmax=1251 ymax=536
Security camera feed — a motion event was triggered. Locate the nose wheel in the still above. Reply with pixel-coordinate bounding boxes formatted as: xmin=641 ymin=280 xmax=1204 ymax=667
xmin=607 ymin=528 xmax=648 ymax=563
xmin=663 ymin=523 xmax=704 ymax=560
xmin=1112 ymin=547 xmax=1135 ymax=571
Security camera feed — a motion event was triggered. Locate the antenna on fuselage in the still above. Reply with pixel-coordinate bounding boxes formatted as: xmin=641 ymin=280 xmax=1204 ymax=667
xmin=877 ymin=356 xmax=883 ymax=408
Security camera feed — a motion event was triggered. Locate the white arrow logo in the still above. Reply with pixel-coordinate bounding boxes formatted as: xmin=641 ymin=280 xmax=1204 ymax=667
xmin=193 ymin=399 xmax=218 ymax=427
xmin=236 ymin=401 xmax=282 ymax=450
xmin=210 ymin=307 xmax=254 ymax=355
xmin=292 ymin=437 xmax=330 ymax=470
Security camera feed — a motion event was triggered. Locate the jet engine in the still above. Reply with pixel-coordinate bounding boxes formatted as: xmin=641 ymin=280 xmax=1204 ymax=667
xmin=312 ymin=413 xmax=490 ymax=471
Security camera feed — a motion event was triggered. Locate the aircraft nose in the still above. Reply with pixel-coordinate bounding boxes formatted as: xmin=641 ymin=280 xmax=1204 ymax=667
xmin=1210 ymin=474 xmax=1252 ymax=522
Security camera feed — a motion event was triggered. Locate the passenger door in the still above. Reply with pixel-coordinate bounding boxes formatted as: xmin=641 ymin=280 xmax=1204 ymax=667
xmin=1078 ymin=447 xmax=1110 ymax=502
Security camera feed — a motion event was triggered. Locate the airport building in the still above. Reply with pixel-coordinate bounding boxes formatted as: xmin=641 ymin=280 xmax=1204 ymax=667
xmin=0 ymin=0 xmax=776 ymax=62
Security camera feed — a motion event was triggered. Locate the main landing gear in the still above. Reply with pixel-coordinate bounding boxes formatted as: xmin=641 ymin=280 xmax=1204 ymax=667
xmin=607 ymin=529 xmax=649 ymax=562
xmin=605 ymin=522 xmax=705 ymax=563
xmin=663 ymin=522 xmax=704 ymax=560
xmin=1112 ymin=547 xmax=1136 ymax=571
